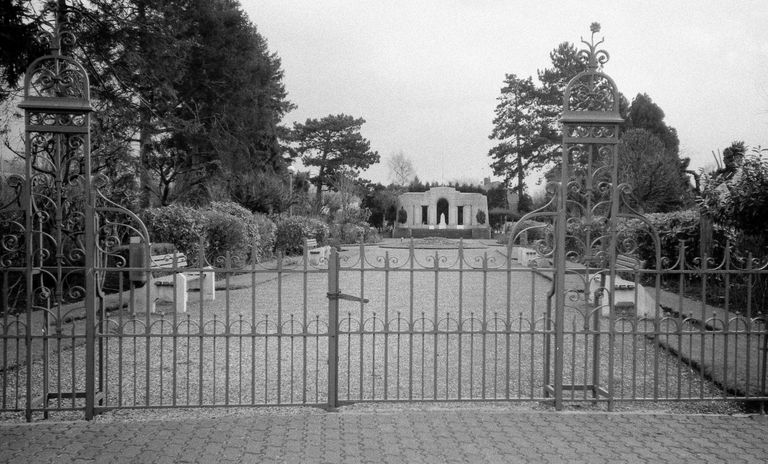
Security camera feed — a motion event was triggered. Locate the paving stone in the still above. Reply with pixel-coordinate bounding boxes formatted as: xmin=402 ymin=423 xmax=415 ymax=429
xmin=2 ymin=410 xmax=768 ymax=463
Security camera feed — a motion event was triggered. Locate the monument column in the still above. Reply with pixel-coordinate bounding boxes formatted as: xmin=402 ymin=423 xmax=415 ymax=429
xmin=430 ymin=201 xmax=437 ymax=225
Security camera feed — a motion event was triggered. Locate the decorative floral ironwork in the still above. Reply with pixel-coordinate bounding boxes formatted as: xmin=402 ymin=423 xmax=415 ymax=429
xmin=565 ymin=125 xmax=617 ymax=139
xmin=578 ymin=22 xmax=610 ymax=70
xmin=29 ymin=112 xmax=87 ymax=128
xmin=567 ymin=74 xmax=616 ymax=112
xmin=27 ymin=58 xmax=88 ymax=99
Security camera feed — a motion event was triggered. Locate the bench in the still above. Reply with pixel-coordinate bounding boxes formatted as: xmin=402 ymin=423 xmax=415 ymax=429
xmin=305 ymin=238 xmax=330 ymax=265
xmin=511 ymin=246 xmax=539 ymax=266
xmin=616 ymin=254 xmax=644 ymax=273
xmin=151 ymin=252 xmax=215 ymax=313
xmin=589 ymin=253 xmax=656 ymax=317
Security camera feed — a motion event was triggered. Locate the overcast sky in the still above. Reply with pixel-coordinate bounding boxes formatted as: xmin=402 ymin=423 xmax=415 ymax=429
xmin=243 ymin=0 xmax=768 ymax=186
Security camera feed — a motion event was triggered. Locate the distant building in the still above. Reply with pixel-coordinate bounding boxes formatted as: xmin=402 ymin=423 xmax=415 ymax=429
xmin=482 ymin=177 xmax=502 ymax=191
xmin=394 ymin=186 xmax=490 ymax=239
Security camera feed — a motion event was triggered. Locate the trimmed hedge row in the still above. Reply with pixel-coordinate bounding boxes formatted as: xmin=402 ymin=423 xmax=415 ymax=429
xmin=141 ymin=202 xmax=277 ymax=267
xmin=142 ymin=202 xmax=387 ymax=263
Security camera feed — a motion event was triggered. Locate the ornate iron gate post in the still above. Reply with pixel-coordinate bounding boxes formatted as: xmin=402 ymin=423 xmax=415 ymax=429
xmin=509 ymin=24 xmax=624 ymax=410
xmin=327 ymin=248 xmax=340 ymax=408
xmin=19 ymin=9 xmax=96 ymax=420
xmin=557 ymin=24 xmax=623 ymax=410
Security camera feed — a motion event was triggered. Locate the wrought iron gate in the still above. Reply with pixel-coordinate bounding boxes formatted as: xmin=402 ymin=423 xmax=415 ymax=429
xmin=1 ymin=18 xmax=767 ymax=421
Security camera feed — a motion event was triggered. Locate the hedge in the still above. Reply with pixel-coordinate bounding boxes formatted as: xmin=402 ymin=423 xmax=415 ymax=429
xmin=274 ymin=216 xmax=330 ymax=255
xmin=143 ymin=203 xmax=277 ymax=267
xmin=141 ymin=205 xmax=205 ymax=259
xmin=328 ymin=221 xmax=382 ymax=246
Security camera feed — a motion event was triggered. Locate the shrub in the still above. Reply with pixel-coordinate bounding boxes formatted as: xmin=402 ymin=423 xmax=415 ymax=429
xmin=209 ymin=201 xmax=265 ymax=262
xmin=274 ymin=216 xmax=330 ymax=255
xmin=332 ymin=222 xmax=381 ymax=245
xmin=620 ymin=210 xmax=732 ymax=269
xmin=143 ymin=203 xmax=277 ymax=266
xmin=203 ymin=210 xmax=249 ymax=267
xmin=304 ymin=217 xmax=330 ymax=243
xmin=336 ymin=206 xmax=371 ymax=225
xmin=699 ymin=148 xmax=768 ymax=235
xmin=252 ymin=213 xmax=277 ymax=261
xmin=397 ymin=207 xmax=407 ymax=224
xmin=475 ymin=209 xmax=486 ymax=225
xmin=142 ymin=205 xmax=205 ymax=257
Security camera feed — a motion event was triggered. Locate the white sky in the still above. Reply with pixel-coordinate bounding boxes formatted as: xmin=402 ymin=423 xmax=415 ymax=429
xmin=243 ymin=0 xmax=768 ymax=186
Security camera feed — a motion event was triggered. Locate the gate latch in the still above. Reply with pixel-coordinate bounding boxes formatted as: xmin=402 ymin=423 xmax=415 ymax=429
xmin=327 ymin=291 xmax=369 ymax=304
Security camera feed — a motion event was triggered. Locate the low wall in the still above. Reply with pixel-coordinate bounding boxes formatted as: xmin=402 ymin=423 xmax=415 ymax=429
xmin=393 ymin=228 xmax=490 ymax=239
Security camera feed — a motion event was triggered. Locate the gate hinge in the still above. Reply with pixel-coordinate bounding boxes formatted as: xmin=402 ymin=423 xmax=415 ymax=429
xmin=327 ymin=291 xmax=369 ymax=304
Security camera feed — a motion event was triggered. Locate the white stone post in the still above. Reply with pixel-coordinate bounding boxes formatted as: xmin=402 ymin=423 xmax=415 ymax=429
xmin=173 ymin=273 xmax=188 ymax=313
xmin=202 ymin=266 xmax=216 ymax=301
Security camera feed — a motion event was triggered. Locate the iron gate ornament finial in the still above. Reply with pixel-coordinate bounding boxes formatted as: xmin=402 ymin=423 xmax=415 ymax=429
xmin=579 ymin=22 xmax=609 ymax=70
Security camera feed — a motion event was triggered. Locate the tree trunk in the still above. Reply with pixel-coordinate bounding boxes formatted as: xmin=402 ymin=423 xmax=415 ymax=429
xmin=314 ymin=166 xmax=324 ymax=214
xmin=138 ymin=122 xmax=153 ymax=207
xmin=517 ymin=152 xmax=524 ymax=209
xmin=137 ymin=0 xmax=153 ymax=208
xmin=699 ymin=213 xmax=713 ymax=259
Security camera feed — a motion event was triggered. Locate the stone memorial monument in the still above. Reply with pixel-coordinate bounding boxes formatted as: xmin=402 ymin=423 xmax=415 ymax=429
xmin=394 ymin=186 xmax=490 ymax=238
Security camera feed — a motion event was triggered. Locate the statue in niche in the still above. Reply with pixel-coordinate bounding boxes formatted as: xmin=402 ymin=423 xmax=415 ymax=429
xmin=438 ymin=213 xmax=446 ymax=229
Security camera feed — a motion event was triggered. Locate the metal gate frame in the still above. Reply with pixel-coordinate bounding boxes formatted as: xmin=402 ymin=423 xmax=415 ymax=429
xmin=503 ymin=24 xmax=627 ymax=410
xmin=17 ymin=16 xmax=98 ymax=420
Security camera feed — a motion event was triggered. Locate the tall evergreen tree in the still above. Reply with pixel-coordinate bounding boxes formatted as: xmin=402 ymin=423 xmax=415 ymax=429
xmin=625 ymin=93 xmax=691 ymax=204
xmin=488 ymin=74 xmax=551 ymax=203
xmin=288 ymin=114 xmax=379 ymax=211
xmin=0 ymin=0 xmax=47 ymax=102
xmin=618 ymin=128 xmax=688 ymax=212
xmin=1 ymin=0 xmax=294 ymax=206
xmin=626 ymin=93 xmax=679 ymax=154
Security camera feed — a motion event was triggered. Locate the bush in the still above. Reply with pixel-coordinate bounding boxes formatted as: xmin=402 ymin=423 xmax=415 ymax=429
xmin=252 ymin=213 xmax=277 ymax=261
xmin=619 ymin=210 xmax=732 ymax=270
xmin=397 ymin=207 xmax=407 ymax=224
xmin=209 ymin=201 xmax=267 ymax=263
xmin=304 ymin=217 xmax=330 ymax=243
xmin=274 ymin=216 xmax=330 ymax=255
xmin=143 ymin=203 xmax=277 ymax=266
xmin=699 ymin=148 xmax=768 ymax=235
xmin=328 ymin=222 xmax=382 ymax=245
xmin=203 ymin=210 xmax=249 ymax=267
xmin=336 ymin=206 xmax=371 ymax=225
xmin=475 ymin=209 xmax=486 ymax=225
xmin=142 ymin=205 xmax=205 ymax=257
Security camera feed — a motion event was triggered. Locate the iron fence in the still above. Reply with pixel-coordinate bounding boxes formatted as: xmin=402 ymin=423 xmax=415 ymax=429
xmin=1 ymin=237 xmax=768 ymax=420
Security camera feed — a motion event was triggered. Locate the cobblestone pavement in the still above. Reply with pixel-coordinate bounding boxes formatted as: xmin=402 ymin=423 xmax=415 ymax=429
xmin=1 ymin=410 xmax=767 ymax=463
